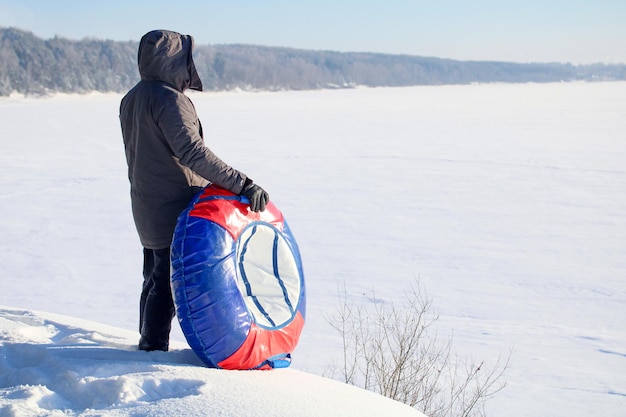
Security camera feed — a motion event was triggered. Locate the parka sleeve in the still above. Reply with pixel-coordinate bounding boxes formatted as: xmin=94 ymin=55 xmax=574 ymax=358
xmin=156 ymin=91 xmax=248 ymax=194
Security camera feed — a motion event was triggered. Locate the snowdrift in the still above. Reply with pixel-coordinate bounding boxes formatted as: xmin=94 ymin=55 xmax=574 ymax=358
xmin=0 ymin=306 xmax=425 ymax=417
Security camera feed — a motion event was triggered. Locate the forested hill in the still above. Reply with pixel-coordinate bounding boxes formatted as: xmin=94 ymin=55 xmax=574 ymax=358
xmin=1 ymin=27 xmax=625 ymax=96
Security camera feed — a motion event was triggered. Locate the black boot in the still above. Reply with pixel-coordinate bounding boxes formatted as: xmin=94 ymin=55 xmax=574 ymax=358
xmin=138 ymin=335 xmax=169 ymax=352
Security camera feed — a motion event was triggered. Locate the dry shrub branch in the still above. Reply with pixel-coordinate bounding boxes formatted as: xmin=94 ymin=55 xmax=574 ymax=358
xmin=326 ymin=282 xmax=510 ymax=417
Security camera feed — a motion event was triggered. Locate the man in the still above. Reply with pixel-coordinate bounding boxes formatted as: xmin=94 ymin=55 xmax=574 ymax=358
xmin=120 ymin=29 xmax=268 ymax=351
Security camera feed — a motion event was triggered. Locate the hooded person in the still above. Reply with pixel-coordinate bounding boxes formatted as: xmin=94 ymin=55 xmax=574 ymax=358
xmin=120 ymin=29 xmax=269 ymax=351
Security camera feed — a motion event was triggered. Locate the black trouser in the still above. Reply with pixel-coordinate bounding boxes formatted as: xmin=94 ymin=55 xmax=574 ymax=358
xmin=139 ymin=247 xmax=175 ymax=350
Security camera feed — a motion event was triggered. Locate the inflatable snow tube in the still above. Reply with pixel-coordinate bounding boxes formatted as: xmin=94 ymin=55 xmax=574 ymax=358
xmin=171 ymin=184 xmax=306 ymax=370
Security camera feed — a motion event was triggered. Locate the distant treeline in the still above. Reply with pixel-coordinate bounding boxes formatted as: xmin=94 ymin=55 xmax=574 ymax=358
xmin=1 ymin=27 xmax=625 ymax=96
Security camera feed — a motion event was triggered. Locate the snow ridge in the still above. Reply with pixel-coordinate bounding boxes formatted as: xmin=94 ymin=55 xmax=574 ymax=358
xmin=0 ymin=307 xmax=424 ymax=417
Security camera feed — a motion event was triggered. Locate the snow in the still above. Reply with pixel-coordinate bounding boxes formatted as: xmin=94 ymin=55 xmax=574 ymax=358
xmin=1 ymin=82 xmax=625 ymax=416
xmin=0 ymin=307 xmax=422 ymax=417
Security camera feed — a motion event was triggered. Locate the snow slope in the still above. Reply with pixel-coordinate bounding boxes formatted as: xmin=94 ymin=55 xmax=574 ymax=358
xmin=0 ymin=306 xmax=424 ymax=416
xmin=1 ymin=82 xmax=625 ymax=416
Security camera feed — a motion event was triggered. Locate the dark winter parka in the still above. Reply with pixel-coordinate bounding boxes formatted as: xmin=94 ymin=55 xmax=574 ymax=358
xmin=120 ymin=30 xmax=247 ymax=249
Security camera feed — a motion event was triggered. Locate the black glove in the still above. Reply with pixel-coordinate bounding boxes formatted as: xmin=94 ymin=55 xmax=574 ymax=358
xmin=241 ymin=179 xmax=269 ymax=212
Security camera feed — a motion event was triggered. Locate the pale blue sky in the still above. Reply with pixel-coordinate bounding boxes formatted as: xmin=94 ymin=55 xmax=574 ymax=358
xmin=1 ymin=0 xmax=625 ymax=64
